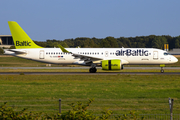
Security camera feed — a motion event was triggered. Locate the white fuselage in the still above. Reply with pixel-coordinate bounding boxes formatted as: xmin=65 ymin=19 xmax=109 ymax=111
xmin=5 ymin=48 xmax=178 ymax=66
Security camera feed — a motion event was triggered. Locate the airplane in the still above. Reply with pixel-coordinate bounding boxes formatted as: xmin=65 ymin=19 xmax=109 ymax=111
xmin=4 ymin=21 xmax=178 ymax=73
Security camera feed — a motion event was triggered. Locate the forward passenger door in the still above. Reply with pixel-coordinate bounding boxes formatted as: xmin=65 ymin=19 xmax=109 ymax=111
xmin=153 ymin=51 xmax=158 ymax=60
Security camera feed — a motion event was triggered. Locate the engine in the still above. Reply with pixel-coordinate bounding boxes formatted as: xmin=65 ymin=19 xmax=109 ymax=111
xmin=102 ymin=59 xmax=122 ymax=70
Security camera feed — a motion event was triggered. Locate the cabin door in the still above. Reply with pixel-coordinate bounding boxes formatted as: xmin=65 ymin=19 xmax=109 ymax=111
xmin=39 ymin=50 xmax=44 ymax=59
xmin=153 ymin=51 xmax=158 ymax=60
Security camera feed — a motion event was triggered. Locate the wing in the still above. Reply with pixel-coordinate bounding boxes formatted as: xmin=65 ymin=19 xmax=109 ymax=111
xmin=58 ymin=45 xmax=102 ymax=64
xmin=72 ymin=53 xmax=103 ymax=62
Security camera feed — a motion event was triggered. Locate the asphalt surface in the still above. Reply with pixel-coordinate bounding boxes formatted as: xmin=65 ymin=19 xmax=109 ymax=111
xmin=0 ymin=67 xmax=180 ymax=69
xmin=0 ymin=67 xmax=179 ymax=75
xmin=0 ymin=72 xmax=179 ymax=75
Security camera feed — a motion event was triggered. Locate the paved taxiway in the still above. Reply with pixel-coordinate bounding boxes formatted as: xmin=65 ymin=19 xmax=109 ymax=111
xmin=0 ymin=67 xmax=180 ymax=69
xmin=0 ymin=72 xmax=180 ymax=75
xmin=0 ymin=67 xmax=179 ymax=75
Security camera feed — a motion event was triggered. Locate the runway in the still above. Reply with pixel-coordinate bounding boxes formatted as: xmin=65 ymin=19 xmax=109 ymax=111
xmin=0 ymin=72 xmax=180 ymax=75
xmin=0 ymin=67 xmax=180 ymax=69
xmin=0 ymin=67 xmax=179 ymax=75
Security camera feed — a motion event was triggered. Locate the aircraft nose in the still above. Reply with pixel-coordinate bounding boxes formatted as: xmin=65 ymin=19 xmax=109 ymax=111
xmin=171 ymin=56 xmax=178 ymax=63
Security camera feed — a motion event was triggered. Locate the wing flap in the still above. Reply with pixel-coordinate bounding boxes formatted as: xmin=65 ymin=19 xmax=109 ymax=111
xmin=72 ymin=53 xmax=103 ymax=61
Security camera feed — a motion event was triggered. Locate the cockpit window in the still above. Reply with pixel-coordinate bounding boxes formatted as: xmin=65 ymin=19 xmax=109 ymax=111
xmin=164 ymin=52 xmax=170 ymax=55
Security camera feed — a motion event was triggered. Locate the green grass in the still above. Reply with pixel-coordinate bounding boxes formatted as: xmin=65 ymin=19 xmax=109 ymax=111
xmin=0 ymin=75 xmax=180 ymax=115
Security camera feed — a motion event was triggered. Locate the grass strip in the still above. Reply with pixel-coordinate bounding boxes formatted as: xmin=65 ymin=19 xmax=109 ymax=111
xmin=0 ymin=75 xmax=180 ymax=114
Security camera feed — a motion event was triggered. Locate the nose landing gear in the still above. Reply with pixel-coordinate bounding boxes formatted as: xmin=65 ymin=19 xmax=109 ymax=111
xmin=160 ymin=64 xmax=165 ymax=73
xmin=160 ymin=67 xmax=164 ymax=73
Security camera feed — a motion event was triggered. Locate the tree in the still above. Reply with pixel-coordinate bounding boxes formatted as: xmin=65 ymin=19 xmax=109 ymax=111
xmin=59 ymin=41 xmax=69 ymax=48
xmin=175 ymin=39 xmax=180 ymax=48
xmin=0 ymin=47 xmax=4 ymax=54
xmin=9 ymin=46 xmax=15 ymax=49
xmin=152 ymin=36 xmax=167 ymax=49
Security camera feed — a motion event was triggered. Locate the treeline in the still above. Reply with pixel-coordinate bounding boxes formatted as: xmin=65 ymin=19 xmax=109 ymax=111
xmin=34 ymin=35 xmax=180 ymax=50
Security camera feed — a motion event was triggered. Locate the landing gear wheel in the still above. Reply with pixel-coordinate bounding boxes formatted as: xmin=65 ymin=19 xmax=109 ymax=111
xmin=160 ymin=67 xmax=164 ymax=73
xmin=89 ymin=68 xmax=97 ymax=73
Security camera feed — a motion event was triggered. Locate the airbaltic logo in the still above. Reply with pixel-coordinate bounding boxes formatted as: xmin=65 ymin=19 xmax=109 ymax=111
xmin=105 ymin=64 xmax=118 ymax=66
xmin=16 ymin=41 xmax=31 ymax=46
xmin=115 ymin=49 xmax=148 ymax=56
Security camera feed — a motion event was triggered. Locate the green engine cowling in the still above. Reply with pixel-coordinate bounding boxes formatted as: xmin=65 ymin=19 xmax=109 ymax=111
xmin=102 ymin=59 xmax=121 ymax=70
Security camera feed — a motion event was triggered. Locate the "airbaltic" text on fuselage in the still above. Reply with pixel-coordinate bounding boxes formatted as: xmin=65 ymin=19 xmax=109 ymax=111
xmin=115 ymin=49 xmax=148 ymax=56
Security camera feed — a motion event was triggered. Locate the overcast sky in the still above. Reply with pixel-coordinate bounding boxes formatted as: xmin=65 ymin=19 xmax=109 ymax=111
xmin=1 ymin=0 xmax=180 ymax=41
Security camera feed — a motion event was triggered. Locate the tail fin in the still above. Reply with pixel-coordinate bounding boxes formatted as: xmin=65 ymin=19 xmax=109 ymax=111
xmin=8 ymin=21 xmax=42 ymax=49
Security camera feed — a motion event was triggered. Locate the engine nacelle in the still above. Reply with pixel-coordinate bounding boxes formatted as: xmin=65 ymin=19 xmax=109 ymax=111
xmin=102 ymin=59 xmax=122 ymax=70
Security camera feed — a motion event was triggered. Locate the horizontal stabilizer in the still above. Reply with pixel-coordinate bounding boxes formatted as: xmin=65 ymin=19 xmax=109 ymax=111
xmin=6 ymin=49 xmax=27 ymax=54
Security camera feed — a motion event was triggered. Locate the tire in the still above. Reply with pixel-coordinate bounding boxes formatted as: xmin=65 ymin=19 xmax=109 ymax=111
xmin=89 ymin=68 xmax=97 ymax=73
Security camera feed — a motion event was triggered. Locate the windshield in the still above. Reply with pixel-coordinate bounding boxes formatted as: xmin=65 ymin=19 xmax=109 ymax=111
xmin=164 ymin=52 xmax=170 ymax=56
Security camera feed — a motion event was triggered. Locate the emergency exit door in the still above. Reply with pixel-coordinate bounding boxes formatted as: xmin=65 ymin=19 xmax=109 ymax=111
xmin=105 ymin=51 xmax=108 ymax=57
xmin=39 ymin=50 xmax=44 ymax=59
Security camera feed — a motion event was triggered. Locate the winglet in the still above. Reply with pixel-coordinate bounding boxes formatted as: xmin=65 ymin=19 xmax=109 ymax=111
xmin=8 ymin=21 xmax=43 ymax=49
xmin=58 ymin=44 xmax=69 ymax=53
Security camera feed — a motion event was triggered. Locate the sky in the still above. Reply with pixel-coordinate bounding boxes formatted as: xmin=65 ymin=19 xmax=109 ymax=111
xmin=1 ymin=0 xmax=180 ymax=41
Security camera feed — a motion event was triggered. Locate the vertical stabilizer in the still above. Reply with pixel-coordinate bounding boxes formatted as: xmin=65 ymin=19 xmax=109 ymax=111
xmin=8 ymin=21 xmax=42 ymax=49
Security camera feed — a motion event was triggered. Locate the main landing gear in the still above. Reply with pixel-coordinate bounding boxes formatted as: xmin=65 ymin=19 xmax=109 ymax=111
xmin=89 ymin=64 xmax=97 ymax=73
xmin=89 ymin=67 xmax=97 ymax=73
